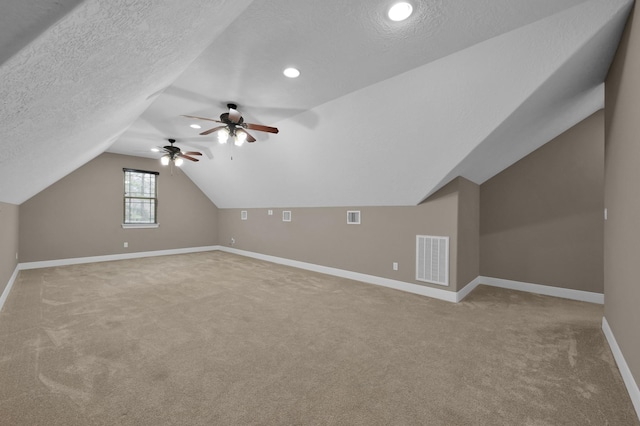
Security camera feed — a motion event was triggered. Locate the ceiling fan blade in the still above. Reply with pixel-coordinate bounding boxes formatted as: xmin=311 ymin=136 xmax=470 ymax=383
xmin=178 ymin=154 xmax=199 ymax=162
xmin=183 ymin=151 xmax=202 ymax=156
xmin=245 ymin=123 xmax=279 ymax=134
xmin=228 ymin=107 xmax=242 ymax=124
xmin=182 ymin=114 xmax=223 ymax=123
xmin=200 ymin=125 xmax=227 ymax=136
xmin=240 ymin=129 xmax=257 ymax=143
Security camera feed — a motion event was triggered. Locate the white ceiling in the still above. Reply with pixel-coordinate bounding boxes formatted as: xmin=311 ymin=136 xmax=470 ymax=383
xmin=0 ymin=0 xmax=633 ymax=207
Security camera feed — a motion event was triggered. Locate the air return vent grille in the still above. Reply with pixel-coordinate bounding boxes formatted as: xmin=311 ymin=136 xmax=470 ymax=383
xmin=347 ymin=211 xmax=361 ymax=224
xmin=416 ymin=235 xmax=449 ymax=286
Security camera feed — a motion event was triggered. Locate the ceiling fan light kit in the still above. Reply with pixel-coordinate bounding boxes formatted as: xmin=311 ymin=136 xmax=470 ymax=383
xmin=157 ymin=139 xmax=202 ymax=167
xmin=216 ymin=126 xmax=247 ymax=146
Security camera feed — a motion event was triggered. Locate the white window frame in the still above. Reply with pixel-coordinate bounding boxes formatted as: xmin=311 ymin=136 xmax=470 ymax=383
xmin=122 ymin=168 xmax=159 ymax=228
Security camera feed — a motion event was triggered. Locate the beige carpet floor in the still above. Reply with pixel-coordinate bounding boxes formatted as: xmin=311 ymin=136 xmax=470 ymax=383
xmin=0 ymin=251 xmax=638 ymax=425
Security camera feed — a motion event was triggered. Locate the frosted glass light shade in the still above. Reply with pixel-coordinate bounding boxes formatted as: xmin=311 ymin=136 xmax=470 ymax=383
xmin=235 ymin=131 xmax=247 ymax=146
xmin=218 ymin=129 xmax=229 ymax=144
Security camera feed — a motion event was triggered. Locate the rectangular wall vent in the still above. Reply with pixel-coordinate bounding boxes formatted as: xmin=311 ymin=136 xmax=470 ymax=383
xmin=416 ymin=235 xmax=449 ymax=286
xmin=282 ymin=211 xmax=291 ymax=222
xmin=347 ymin=210 xmax=361 ymax=224
xmin=241 ymin=210 xmax=248 ymax=220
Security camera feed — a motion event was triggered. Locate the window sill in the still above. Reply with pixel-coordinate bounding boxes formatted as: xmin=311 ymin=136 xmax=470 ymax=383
xmin=122 ymin=223 xmax=159 ymax=229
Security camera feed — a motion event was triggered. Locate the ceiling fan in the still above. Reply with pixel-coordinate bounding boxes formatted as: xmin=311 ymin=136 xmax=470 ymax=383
xmin=156 ymin=139 xmax=202 ymax=167
xmin=182 ymin=103 xmax=279 ymax=146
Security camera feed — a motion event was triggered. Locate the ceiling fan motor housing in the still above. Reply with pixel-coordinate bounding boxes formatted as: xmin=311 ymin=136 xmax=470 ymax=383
xmin=164 ymin=139 xmax=181 ymax=158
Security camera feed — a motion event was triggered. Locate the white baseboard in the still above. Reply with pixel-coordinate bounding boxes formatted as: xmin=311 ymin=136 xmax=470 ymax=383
xmin=0 ymin=265 xmax=20 ymax=313
xmin=602 ymin=317 xmax=640 ymax=420
xmin=216 ymin=249 xmax=602 ymax=305
xmin=219 ymin=246 xmax=460 ymax=303
xmin=479 ymin=276 xmax=604 ymax=304
xmin=8 ymin=247 xmax=605 ymax=308
xmin=456 ymin=276 xmax=482 ymax=302
xmin=18 ymin=246 xmax=220 ymax=270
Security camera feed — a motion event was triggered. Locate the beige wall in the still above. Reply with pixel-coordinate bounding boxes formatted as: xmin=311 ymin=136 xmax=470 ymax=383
xmin=0 ymin=202 xmax=19 ymax=297
xmin=457 ymin=178 xmax=480 ymax=288
xmin=19 ymin=153 xmax=219 ymax=262
xmin=218 ymin=178 xmax=478 ymax=292
xmin=480 ymin=110 xmax=605 ymax=293
xmin=604 ymin=3 xmax=640 ymax=389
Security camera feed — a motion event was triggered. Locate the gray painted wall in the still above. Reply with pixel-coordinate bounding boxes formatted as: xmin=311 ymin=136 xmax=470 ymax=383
xmin=217 ymin=179 xmax=470 ymax=291
xmin=19 ymin=153 xmax=219 ymax=262
xmin=480 ymin=110 xmax=604 ymax=293
xmin=457 ymin=178 xmax=480 ymax=289
xmin=604 ymin=1 xmax=640 ymax=391
xmin=0 ymin=202 xmax=19 ymax=299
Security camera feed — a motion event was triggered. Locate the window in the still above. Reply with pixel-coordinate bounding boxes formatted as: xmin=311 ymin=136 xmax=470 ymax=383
xmin=123 ymin=168 xmax=158 ymax=227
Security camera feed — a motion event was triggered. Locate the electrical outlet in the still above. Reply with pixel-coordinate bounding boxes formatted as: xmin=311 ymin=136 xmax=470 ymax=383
xmin=393 ymin=262 xmax=398 ymax=271
xmin=231 ymin=238 xmax=235 ymax=245
xmin=124 ymin=242 xmax=128 ymax=248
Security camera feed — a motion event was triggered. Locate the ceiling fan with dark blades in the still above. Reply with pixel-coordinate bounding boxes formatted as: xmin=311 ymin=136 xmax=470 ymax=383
xmin=157 ymin=139 xmax=202 ymax=166
xmin=182 ymin=103 xmax=279 ymax=145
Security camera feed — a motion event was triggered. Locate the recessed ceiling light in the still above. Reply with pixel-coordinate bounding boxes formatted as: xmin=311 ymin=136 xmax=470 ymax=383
xmin=283 ymin=67 xmax=300 ymax=78
xmin=190 ymin=124 xmax=201 ymax=129
xmin=150 ymin=148 xmax=160 ymax=152
xmin=388 ymin=2 xmax=413 ymax=21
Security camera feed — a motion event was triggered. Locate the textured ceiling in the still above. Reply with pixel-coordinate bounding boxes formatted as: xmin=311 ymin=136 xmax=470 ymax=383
xmin=0 ymin=0 xmax=634 ymax=207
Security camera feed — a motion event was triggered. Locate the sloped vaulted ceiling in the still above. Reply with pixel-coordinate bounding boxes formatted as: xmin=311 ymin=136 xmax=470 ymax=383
xmin=0 ymin=0 xmax=633 ymax=207
xmin=0 ymin=0 xmax=253 ymax=204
